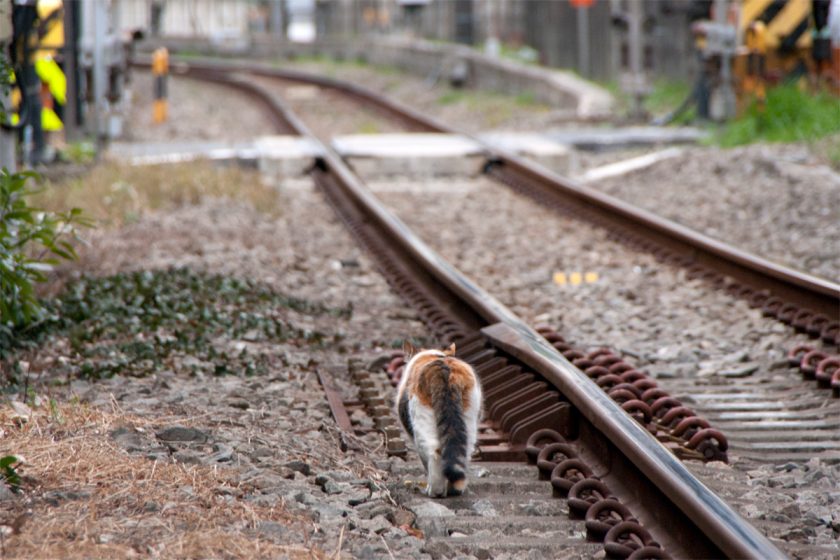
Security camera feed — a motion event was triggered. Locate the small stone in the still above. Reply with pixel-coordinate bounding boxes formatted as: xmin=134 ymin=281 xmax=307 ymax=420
xmin=323 ymin=480 xmax=347 ymax=495
xmin=355 ymin=544 xmax=390 ymax=558
xmin=252 ymin=474 xmax=285 ymax=491
xmin=449 ymin=531 xmax=468 ymax=538
xmin=172 ymin=450 xmax=205 ymax=465
xmin=519 ymin=500 xmax=559 ymax=516
xmin=256 ymin=521 xmax=289 ymax=541
xmin=471 ymin=499 xmax=497 ymax=517
xmin=294 ymin=491 xmax=317 ymax=506
xmin=472 ymin=467 xmax=490 ymax=478
xmin=110 ymin=427 xmax=148 ymax=452
xmin=145 ymin=449 xmax=169 ymax=462
xmin=387 ymin=509 xmax=415 ymax=527
xmin=155 ymin=426 xmax=209 ymax=443
xmin=208 ymin=443 xmax=234 ymax=463
xmin=9 ymin=401 xmax=31 ymax=423
xmin=285 ymin=460 xmax=311 ymax=476
xmin=0 ymin=484 xmax=15 ymax=502
xmin=359 ymin=515 xmax=392 ymax=535
xmin=315 ymin=471 xmax=355 ymax=487
xmin=312 ymin=503 xmax=349 ymax=522
xmin=347 ymin=489 xmax=371 ymax=506
xmin=408 ymin=501 xmax=454 ymax=518
xmin=719 ymin=363 xmax=759 ymax=378
xmin=227 ymin=399 xmax=250 ymax=410
xmin=355 ymin=502 xmax=392 ymax=520
xmin=43 ymin=490 xmax=90 ymax=506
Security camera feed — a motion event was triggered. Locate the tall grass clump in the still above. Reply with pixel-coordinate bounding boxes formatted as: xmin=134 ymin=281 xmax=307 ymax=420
xmin=717 ymin=84 xmax=840 ymax=147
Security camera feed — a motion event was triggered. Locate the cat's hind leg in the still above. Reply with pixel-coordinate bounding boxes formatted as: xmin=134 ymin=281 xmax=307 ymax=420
xmin=426 ymin=450 xmax=446 ymax=498
xmin=411 ymin=401 xmax=446 ymax=497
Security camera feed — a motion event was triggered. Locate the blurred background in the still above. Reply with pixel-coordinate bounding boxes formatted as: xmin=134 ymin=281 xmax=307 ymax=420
xmin=1 ymin=0 xmax=839 ymax=167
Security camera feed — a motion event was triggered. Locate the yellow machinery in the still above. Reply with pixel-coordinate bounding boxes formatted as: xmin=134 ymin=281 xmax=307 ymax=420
xmin=693 ymin=0 xmax=837 ymax=119
xmin=733 ymin=0 xmax=839 ymax=104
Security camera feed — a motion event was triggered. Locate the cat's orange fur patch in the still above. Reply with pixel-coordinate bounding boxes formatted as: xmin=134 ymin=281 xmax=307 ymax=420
xmin=411 ymin=357 xmax=475 ymax=410
xmin=450 ymin=478 xmax=467 ymax=493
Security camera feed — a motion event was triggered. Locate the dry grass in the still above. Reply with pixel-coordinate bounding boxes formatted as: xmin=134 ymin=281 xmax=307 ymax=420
xmin=32 ymin=161 xmax=281 ymax=228
xmin=0 ymin=400 xmax=323 ymax=559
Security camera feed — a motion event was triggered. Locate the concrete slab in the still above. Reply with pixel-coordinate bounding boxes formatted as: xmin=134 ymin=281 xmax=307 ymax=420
xmin=478 ymin=132 xmax=570 ymax=172
xmin=333 ymin=132 xmax=570 ymax=178
xmin=108 ymin=139 xmax=257 ymax=166
xmin=545 ymin=126 xmax=707 ymax=150
xmin=107 ymin=136 xmax=321 ymax=182
xmin=333 ymin=133 xmax=486 ymax=178
xmin=253 ymin=135 xmax=323 ymax=181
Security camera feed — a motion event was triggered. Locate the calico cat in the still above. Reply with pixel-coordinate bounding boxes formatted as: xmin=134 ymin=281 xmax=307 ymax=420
xmin=396 ymin=341 xmax=482 ymax=498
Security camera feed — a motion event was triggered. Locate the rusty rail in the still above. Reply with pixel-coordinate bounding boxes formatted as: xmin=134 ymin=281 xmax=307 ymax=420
xmin=162 ymin=58 xmax=789 ymax=559
xmin=155 ymin=55 xmax=839 ymax=343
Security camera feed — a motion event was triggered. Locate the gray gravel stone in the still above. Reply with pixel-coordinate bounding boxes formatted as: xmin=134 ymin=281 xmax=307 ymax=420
xmin=155 ymin=426 xmax=209 ymax=443
xmin=409 ymin=501 xmax=455 ymax=518
xmin=208 ymin=443 xmax=234 ymax=463
xmin=471 ymin=499 xmax=497 ymax=517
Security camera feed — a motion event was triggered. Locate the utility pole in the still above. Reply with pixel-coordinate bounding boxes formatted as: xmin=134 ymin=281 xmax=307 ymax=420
xmin=713 ymin=0 xmax=736 ymax=121
xmin=270 ymin=0 xmax=286 ymax=40
xmin=92 ymin=0 xmax=107 ymax=153
xmin=63 ymin=0 xmax=81 ymax=142
xmin=576 ymin=3 xmax=590 ymax=78
xmin=628 ymin=0 xmax=646 ymax=119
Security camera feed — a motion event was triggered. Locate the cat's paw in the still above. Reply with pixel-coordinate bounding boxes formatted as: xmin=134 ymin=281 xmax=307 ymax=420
xmin=426 ymin=482 xmax=447 ymax=498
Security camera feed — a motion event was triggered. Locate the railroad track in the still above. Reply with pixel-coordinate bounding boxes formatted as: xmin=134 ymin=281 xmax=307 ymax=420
xmin=133 ymin=56 xmax=840 ymax=558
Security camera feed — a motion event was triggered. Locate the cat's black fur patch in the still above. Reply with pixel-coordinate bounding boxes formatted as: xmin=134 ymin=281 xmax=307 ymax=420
xmin=433 ymin=360 xmax=468 ymax=485
xmin=398 ymin=390 xmax=414 ymax=438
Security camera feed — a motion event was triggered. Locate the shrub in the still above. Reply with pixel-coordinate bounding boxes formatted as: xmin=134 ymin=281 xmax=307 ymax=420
xmin=1 ymin=168 xmax=91 ymax=352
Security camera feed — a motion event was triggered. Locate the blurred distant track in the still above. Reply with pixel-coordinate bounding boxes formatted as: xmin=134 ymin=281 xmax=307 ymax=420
xmin=127 ymin=55 xmax=803 ymax=560
xmin=137 ymin=56 xmax=839 ymax=347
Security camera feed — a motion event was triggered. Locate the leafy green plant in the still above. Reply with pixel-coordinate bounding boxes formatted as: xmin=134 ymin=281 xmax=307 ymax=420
xmin=1 ymin=168 xmax=92 ymax=351
xmin=0 ymin=455 xmax=22 ymax=491
xmin=5 ymin=268 xmax=352 ymax=381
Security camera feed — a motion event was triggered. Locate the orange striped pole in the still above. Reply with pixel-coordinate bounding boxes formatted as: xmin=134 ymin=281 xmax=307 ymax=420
xmin=152 ymin=47 xmax=168 ymax=123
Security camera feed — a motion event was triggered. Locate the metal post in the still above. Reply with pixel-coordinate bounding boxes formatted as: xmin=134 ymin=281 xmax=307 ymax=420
xmin=628 ymin=0 xmax=645 ymax=118
xmin=714 ymin=0 xmax=736 ymax=120
xmin=152 ymin=47 xmax=168 ymax=124
xmin=92 ymin=0 xmax=106 ymax=151
xmin=576 ymin=5 xmax=590 ymax=77
xmin=62 ymin=0 xmax=80 ymax=141
xmin=271 ymin=0 xmax=286 ymax=40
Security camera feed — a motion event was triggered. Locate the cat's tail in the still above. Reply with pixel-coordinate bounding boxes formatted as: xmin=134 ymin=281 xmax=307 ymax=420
xmin=430 ymin=359 xmax=470 ymax=495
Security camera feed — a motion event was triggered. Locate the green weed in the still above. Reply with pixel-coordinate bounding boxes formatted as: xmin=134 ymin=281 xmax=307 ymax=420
xmin=0 ymin=455 xmax=21 ymax=491
xmin=717 ymin=85 xmax=840 ymax=146
xmin=3 ymin=268 xmax=352 ymax=383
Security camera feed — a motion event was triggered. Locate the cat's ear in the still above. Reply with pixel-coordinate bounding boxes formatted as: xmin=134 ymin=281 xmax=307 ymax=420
xmin=402 ymin=339 xmax=417 ymax=358
xmin=444 ymin=343 xmax=456 ymax=356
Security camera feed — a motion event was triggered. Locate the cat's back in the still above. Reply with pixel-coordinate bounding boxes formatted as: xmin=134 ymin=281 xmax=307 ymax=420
xmin=415 ymin=355 xmax=479 ymax=411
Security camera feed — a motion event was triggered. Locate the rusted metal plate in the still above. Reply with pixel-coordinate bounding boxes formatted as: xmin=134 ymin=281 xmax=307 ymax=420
xmin=316 ymin=368 xmax=354 ymax=433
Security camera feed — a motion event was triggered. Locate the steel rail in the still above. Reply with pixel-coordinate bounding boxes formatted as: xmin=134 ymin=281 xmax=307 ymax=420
xmin=160 ymin=59 xmax=789 ymax=559
xmin=154 ymin=55 xmax=838 ymax=322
